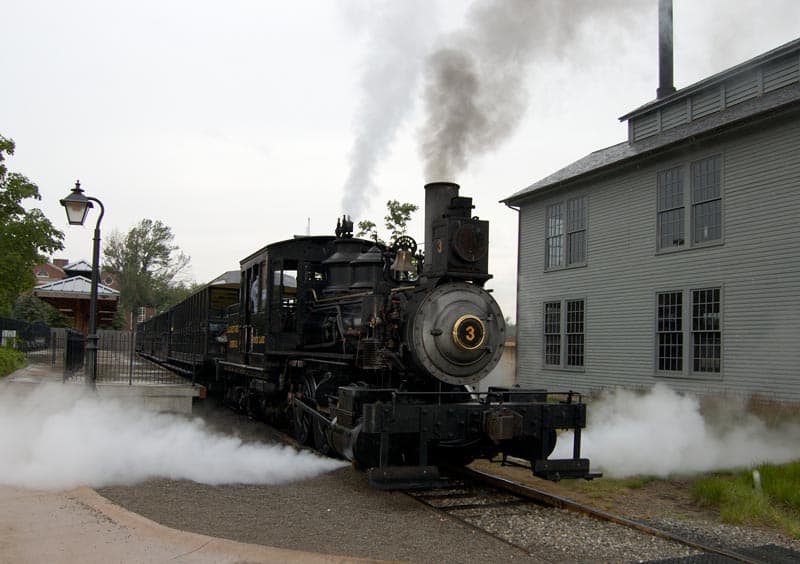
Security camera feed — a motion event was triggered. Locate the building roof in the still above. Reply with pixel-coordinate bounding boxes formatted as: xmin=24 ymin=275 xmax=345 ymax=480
xmin=63 ymin=260 xmax=93 ymax=273
xmin=208 ymin=270 xmax=241 ymax=286
xmin=33 ymin=276 xmax=120 ymax=300
xmin=503 ymin=37 xmax=800 ymax=205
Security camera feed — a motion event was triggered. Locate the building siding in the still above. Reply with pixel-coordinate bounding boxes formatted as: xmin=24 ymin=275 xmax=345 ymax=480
xmin=516 ymin=116 xmax=800 ymax=401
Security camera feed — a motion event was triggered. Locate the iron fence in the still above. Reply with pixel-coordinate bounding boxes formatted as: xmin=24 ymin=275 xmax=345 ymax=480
xmin=18 ymin=323 xmax=184 ymax=385
xmin=0 ymin=316 xmax=51 ymax=352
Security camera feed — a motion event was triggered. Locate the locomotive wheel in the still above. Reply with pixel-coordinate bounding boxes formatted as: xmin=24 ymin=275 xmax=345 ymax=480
xmin=290 ymin=376 xmax=315 ymax=446
xmin=313 ymin=418 xmax=333 ymax=457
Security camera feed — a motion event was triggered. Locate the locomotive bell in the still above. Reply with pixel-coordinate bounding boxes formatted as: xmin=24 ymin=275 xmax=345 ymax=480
xmin=390 ymin=249 xmax=415 ymax=273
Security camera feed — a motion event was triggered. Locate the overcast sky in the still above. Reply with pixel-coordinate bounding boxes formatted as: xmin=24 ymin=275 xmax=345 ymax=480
xmin=2 ymin=0 xmax=798 ymax=320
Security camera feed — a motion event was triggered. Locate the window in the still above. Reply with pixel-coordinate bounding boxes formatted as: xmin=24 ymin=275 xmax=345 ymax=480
xmin=545 ymin=204 xmax=563 ymax=268
xmin=657 ymin=155 xmax=722 ymax=250
xmin=546 ymin=195 xmax=587 ymax=269
xmin=692 ymin=288 xmax=721 ymax=373
xmin=543 ymin=299 xmax=585 ymax=368
xmin=567 ymin=197 xmax=587 ymax=265
xmin=655 ymin=287 xmax=721 ymax=376
xmin=692 ymin=156 xmax=722 ymax=244
xmin=657 ymin=167 xmax=684 ymax=248
xmin=566 ymin=300 xmax=585 ymax=367
xmin=656 ymin=291 xmax=683 ymax=371
xmin=544 ymin=301 xmax=561 ymax=365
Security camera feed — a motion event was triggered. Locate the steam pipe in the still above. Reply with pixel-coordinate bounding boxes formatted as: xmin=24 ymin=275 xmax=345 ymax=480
xmin=423 ymin=182 xmax=459 ymax=276
xmin=657 ymin=0 xmax=676 ymax=99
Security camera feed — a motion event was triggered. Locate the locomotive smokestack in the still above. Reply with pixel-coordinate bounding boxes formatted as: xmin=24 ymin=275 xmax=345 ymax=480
xmin=657 ymin=0 xmax=676 ymax=99
xmin=423 ymin=181 xmax=459 ymax=276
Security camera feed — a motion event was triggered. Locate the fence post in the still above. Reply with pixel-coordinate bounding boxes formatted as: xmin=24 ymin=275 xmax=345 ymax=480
xmin=129 ymin=330 xmax=135 ymax=386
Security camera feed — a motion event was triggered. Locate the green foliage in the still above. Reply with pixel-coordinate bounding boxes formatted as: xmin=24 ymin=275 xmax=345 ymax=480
xmin=692 ymin=462 xmax=800 ymax=538
xmin=12 ymin=293 xmax=71 ymax=327
xmin=384 ymin=200 xmax=418 ymax=241
xmin=356 ymin=200 xmax=418 ymax=244
xmin=356 ymin=219 xmax=381 ymax=243
xmin=0 ymin=135 xmax=64 ymax=315
xmin=103 ymin=218 xmax=191 ymax=317
xmin=0 ymin=346 xmax=26 ymax=377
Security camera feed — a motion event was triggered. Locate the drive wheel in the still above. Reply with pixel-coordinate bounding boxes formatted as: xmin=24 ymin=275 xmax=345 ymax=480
xmin=290 ymin=376 xmax=315 ymax=445
xmin=313 ymin=418 xmax=333 ymax=457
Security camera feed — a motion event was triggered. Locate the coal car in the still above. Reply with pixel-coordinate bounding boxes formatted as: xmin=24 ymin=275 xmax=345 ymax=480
xmin=136 ymin=273 xmax=239 ymax=381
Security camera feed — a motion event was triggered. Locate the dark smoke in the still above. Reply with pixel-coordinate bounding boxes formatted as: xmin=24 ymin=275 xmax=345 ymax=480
xmin=419 ymin=0 xmax=632 ymax=181
xmin=340 ymin=0 xmax=437 ymax=219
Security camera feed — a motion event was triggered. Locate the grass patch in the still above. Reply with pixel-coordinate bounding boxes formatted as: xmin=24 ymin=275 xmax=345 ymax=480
xmin=0 ymin=346 xmax=26 ymax=377
xmin=692 ymin=461 xmax=800 ymax=538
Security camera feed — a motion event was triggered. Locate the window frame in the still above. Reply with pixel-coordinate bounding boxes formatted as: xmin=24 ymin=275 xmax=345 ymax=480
xmin=542 ymin=298 xmax=586 ymax=370
xmin=545 ymin=194 xmax=588 ymax=270
xmin=654 ymin=286 xmax=723 ymax=379
xmin=656 ymin=154 xmax=724 ymax=253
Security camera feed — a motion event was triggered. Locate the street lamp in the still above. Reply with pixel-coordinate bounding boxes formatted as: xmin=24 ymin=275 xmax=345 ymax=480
xmin=60 ymin=180 xmax=105 ymax=389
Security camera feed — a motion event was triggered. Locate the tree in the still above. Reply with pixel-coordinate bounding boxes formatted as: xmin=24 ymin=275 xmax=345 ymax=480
xmin=103 ymin=219 xmax=191 ymax=317
xmin=12 ymin=294 xmax=71 ymax=327
xmin=384 ymin=200 xmax=418 ymax=241
xmin=0 ymin=135 xmax=64 ymax=315
xmin=356 ymin=200 xmax=419 ymax=244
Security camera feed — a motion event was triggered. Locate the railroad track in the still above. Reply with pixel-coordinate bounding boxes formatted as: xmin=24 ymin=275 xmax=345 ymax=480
xmin=204 ymin=399 xmax=799 ymax=562
xmin=405 ymin=465 xmax=799 ymax=563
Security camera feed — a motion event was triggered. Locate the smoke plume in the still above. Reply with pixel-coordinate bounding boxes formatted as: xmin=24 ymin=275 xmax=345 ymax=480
xmin=554 ymin=384 xmax=800 ymax=478
xmin=0 ymin=383 xmax=346 ymax=491
xmin=419 ymin=0 xmax=630 ymax=181
xmin=340 ymin=0 xmax=437 ymax=219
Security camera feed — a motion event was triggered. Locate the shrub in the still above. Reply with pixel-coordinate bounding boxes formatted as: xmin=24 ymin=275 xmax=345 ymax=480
xmin=0 ymin=346 xmax=26 ymax=377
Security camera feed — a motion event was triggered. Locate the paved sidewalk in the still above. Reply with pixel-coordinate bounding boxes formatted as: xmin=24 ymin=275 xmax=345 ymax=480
xmin=0 ymin=485 xmax=385 ymax=563
xmin=1 ymin=366 xmax=389 ymax=563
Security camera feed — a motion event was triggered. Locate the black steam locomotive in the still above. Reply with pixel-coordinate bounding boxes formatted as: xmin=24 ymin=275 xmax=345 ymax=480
xmin=137 ymin=182 xmax=595 ymax=487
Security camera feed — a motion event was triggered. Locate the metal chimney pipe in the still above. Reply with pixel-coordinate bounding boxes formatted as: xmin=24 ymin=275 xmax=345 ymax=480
xmin=657 ymin=0 xmax=676 ymax=99
xmin=423 ymin=181 xmax=459 ymax=275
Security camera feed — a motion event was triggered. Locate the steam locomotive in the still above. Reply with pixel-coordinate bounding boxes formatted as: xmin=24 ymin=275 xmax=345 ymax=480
xmin=137 ymin=182 xmax=595 ymax=488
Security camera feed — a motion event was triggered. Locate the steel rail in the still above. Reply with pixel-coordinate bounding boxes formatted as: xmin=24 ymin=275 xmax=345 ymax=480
xmin=451 ymin=465 xmax=771 ymax=564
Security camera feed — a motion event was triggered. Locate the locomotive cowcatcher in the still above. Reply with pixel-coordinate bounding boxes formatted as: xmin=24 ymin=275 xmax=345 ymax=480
xmin=148 ymin=182 xmax=596 ymax=488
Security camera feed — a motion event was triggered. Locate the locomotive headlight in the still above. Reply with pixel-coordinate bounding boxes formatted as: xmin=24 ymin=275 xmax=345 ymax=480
xmin=407 ymin=281 xmax=505 ymax=385
xmin=452 ymin=314 xmax=486 ymax=351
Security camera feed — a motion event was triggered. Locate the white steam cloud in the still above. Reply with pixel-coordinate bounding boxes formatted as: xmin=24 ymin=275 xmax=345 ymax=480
xmin=0 ymin=384 xmax=346 ymax=491
xmin=554 ymin=384 xmax=800 ymax=478
xmin=340 ymin=0 xmax=437 ymax=219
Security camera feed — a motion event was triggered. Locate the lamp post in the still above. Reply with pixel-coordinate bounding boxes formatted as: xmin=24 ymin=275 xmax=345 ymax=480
xmin=60 ymin=180 xmax=105 ymax=389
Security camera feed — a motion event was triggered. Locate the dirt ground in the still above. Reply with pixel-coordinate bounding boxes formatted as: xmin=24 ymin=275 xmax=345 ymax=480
xmin=469 ymin=458 xmax=720 ymax=524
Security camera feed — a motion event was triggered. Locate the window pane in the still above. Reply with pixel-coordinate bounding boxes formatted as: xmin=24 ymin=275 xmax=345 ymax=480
xmin=658 ymin=208 xmax=685 ymax=248
xmin=692 ymin=156 xmax=721 ymax=203
xmin=658 ymin=167 xmax=683 ymax=211
xmin=692 ymin=288 xmax=721 ymax=373
xmin=691 ymin=156 xmax=722 ymax=244
xmin=657 ymin=292 xmax=683 ymax=371
xmin=693 ymin=199 xmax=721 ymax=243
xmin=547 ymin=204 xmax=563 ymax=237
xmin=657 ymin=167 xmax=685 ymax=249
xmin=546 ymin=204 xmax=564 ymax=268
xmin=544 ymin=302 xmax=561 ymax=365
xmin=566 ymin=300 xmax=584 ymax=367
xmin=566 ymin=197 xmax=587 ymax=265
xmin=567 ymin=231 xmax=585 ymax=265
xmin=567 ymin=197 xmax=586 ymax=231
